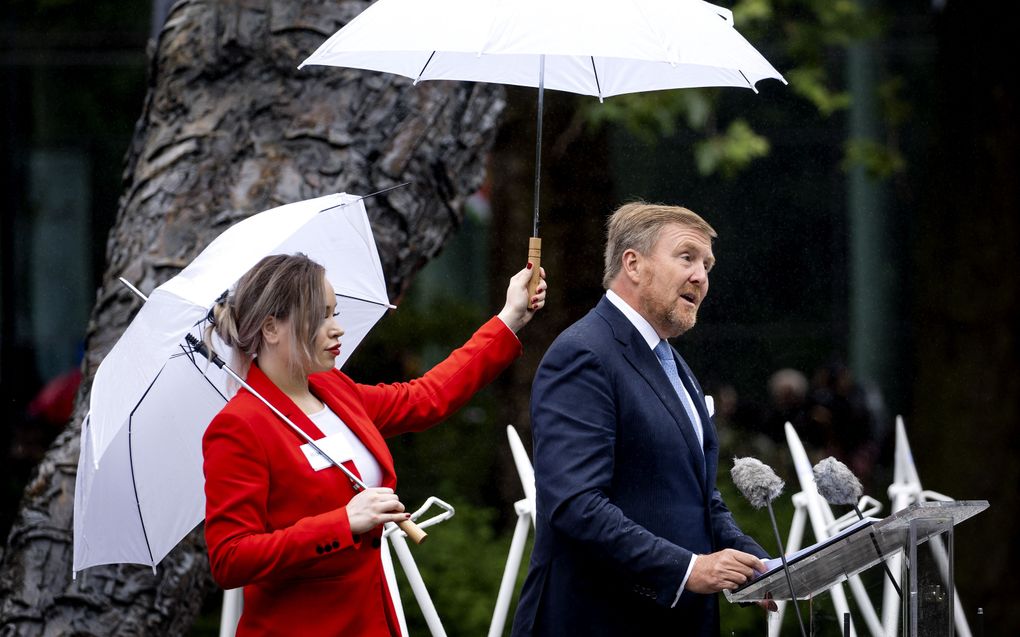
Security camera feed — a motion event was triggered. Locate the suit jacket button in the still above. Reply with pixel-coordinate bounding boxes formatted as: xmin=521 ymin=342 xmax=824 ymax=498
xmin=332 ymin=540 xmax=340 ymax=549
xmin=315 ymin=545 xmax=324 ymax=554
xmin=324 ymin=544 xmax=332 ymax=552
xmin=371 ymin=538 xmax=381 ymax=549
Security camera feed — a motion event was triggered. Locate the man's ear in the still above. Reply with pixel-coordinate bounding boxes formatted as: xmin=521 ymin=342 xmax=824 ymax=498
xmin=621 ymin=248 xmax=642 ymax=284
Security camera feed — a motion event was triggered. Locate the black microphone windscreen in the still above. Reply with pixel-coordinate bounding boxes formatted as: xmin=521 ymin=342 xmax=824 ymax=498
xmin=731 ymin=457 xmax=784 ymax=509
xmin=812 ymin=456 xmax=863 ymax=505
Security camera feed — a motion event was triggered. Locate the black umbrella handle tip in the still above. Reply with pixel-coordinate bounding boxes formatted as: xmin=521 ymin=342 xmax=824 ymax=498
xmin=185 ymin=334 xmax=226 ymax=369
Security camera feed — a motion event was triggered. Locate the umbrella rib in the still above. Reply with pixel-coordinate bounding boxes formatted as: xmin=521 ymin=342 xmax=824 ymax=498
xmin=739 ymin=70 xmax=758 ymax=93
xmin=335 ymin=292 xmax=395 ymax=309
xmin=180 ymin=343 xmax=230 ymax=403
xmin=127 ymin=366 xmax=167 ymax=572
xmin=318 ymin=181 xmax=411 ymax=214
xmin=414 ymin=51 xmax=437 ymax=84
xmin=589 ymin=57 xmax=604 ymax=102
xmin=121 ymin=342 xmax=229 ymax=573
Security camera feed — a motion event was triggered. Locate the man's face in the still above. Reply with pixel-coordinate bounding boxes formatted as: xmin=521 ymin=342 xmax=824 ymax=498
xmin=636 ymin=223 xmax=715 ymax=338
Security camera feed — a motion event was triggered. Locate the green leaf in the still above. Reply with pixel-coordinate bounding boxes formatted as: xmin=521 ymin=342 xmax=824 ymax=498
xmin=843 ymin=138 xmax=905 ymax=178
xmin=787 ymin=67 xmax=852 ymax=116
xmin=694 ymin=119 xmax=771 ymax=178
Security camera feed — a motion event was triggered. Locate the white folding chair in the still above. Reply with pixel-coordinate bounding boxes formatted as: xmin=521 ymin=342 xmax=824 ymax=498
xmin=218 ymin=588 xmax=242 ymax=637
xmin=487 ymin=426 xmax=536 ymax=637
xmin=768 ymin=422 xmax=885 ymax=637
xmin=382 ymin=496 xmax=457 ymax=637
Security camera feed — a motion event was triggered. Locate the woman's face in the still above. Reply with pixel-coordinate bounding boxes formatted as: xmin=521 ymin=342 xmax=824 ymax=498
xmin=306 ymin=276 xmax=345 ymax=375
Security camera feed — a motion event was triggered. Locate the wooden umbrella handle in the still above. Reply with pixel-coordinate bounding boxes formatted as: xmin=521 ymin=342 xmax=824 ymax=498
xmin=397 ymin=518 xmax=428 ymax=544
xmin=527 ymin=236 xmax=542 ymax=298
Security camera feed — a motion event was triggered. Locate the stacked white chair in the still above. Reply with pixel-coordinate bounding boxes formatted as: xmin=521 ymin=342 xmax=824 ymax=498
xmin=488 ymin=426 xmax=536 ymax=637
xmin=769 ymin=422 xmax=885 ymax=637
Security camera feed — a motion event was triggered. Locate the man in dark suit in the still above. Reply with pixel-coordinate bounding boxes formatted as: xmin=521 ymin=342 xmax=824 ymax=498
xmin=512 ymin=203 xmax=771 ymax=636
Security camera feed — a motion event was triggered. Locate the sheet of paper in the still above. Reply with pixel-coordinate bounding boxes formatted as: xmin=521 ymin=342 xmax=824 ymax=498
xmin=759 ymin=516 xmax=878 ymax=574
xmin=301 ymin=433 xmax=356 ymax=472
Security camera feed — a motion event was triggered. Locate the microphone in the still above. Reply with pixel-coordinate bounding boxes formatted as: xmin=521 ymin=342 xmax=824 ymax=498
xmin=731 ymin=457 xmax=785 ymax=509
xmin=812 ymin=456 xmax=862 ymax=505
xmin=812 ymin=456 xmax=901 ymax=597
xmin=731 ymin=458 xmax=807 ymax=637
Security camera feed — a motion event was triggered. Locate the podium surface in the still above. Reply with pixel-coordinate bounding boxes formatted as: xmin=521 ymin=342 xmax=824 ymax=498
xmin=725 ymin=500 xmax=988 ymax=603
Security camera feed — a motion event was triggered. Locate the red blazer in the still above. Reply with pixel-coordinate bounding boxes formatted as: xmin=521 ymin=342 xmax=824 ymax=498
xmin=203 ymin=317 xmax=521 ymax=636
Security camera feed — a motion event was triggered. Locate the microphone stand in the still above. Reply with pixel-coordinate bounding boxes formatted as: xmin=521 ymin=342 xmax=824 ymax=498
xmin=853 ymin=503 xmax=901 ymax=598
xmin=765 ymin=499 xmax=808 ymax=637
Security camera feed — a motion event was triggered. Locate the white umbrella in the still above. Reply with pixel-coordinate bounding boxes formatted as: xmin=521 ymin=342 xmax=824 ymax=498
xmin=299 ymin=0 xmax=786 ymax=291
xmin=300 ymin=0 xmax=784 ymax=99
xmin=73 ymin=193 xmax=395 ymax=573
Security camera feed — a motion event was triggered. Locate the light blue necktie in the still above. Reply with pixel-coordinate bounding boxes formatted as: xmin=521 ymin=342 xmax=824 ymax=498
xmin=654 ymin=339 xmax=704 ymax=451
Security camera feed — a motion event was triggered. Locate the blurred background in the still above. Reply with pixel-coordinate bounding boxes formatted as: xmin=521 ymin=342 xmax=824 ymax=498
xmin=2 ymin=0 xmax=1017 ymax=635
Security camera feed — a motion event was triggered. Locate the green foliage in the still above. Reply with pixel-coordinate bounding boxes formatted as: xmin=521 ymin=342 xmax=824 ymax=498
xmin=877 ymin=76 xmax=911 ymax=128
xmin=583 ymin=0 xmax=899 ymax=179
xmin=584 ymin=89 xmax=715 ymax=144
xmin=694 ymin=119 xmax=771 ymax=178
xmin=787 ymin=66 xmax=852 ymax=116
xmin=732 ymin=0 xmax=775 ymax=26
xmin=775 ymin=0 xmax=878 ymax=60
xmin=843 ymin=138 xmax=905 ymax=178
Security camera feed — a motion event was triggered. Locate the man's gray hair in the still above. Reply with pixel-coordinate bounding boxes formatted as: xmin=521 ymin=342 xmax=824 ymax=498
xmin=602 ymin=202 xmax=717 ymax=289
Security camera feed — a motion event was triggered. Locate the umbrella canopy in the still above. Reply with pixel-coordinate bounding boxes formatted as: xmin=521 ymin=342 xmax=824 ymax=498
xmin=299 ymin=0 xmax=785 ymax=295
xmin=73 ymin=193 xmax=394 ymax=572
xmin=299 ymin=0 xmax=785 ymax=99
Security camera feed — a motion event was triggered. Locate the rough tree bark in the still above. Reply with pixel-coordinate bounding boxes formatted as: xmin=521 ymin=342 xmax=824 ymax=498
xmin=0 ymin=0 xmax=503 ymax=634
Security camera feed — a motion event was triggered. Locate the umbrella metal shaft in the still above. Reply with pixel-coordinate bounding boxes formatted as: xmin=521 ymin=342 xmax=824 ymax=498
xmin=116 ymin=280 xmax=365 ymax=486
xmin=525 ymin=55 xmax=546 ymax=298
xmin=533 ymin=54 xmax=545 ymax=238
xmin=183 ymin=335 xmax=427 ymax=544
xmin=184 ymin=336 xmax=366 ymax=489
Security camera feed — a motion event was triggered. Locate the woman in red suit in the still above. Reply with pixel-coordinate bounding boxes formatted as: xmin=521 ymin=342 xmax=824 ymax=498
xmin=202 ymin=253 xmax=546 ymax=636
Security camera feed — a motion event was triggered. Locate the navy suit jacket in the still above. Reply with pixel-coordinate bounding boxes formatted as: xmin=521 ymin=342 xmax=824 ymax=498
xmin=512 ymin=296 xmax=766 ymax=637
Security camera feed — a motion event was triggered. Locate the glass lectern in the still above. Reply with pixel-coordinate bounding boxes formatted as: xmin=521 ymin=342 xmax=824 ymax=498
xmin=725 ymin=501 xmax=988 ymax=636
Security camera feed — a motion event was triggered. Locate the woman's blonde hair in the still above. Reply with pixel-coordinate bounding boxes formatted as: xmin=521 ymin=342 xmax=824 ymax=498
xmin=602 ymin=202 xmax=717 ymax=289
xmin=206 ymin=253 xmax=327 ymax=376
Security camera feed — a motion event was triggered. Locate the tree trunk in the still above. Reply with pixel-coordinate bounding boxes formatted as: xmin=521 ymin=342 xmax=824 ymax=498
xmin=0 ymin=0 xmax=503 ymax=634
